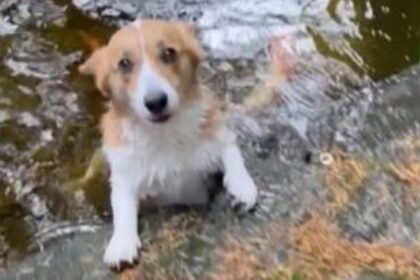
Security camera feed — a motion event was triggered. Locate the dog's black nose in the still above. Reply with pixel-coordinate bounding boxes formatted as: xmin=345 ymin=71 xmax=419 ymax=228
xmin=144 ymin=93 xmax=168 ymax=114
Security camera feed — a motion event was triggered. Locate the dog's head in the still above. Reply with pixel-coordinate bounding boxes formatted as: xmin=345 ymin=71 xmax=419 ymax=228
xmin=79 ymin=20 xmax=205 ymax=124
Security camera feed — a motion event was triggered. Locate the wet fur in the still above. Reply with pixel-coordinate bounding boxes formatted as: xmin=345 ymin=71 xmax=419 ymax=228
xmin=79 ymin=19 xmax=258 ymax=270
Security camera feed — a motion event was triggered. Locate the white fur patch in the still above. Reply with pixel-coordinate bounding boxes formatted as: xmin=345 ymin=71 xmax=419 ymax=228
xmin=103 ymin=175 xmax=141 ymax=267
xmin=222 ymin=144 xmax=258 ymax=209
xmin=131 ymin=59 xmax=179 ymax=119
xmin=129 ymin=20 xmax=180 ymax=121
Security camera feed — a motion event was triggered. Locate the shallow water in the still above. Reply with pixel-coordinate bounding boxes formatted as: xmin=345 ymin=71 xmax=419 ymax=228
xmin=0 ymin=0 xmax=114 ymax=263
xmin=0 ymin=0 xmax=419 ymax=276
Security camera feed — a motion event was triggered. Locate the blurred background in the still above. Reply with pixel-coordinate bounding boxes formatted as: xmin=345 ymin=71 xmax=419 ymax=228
xmin=0 ymin=0 xmax=419 ymax=279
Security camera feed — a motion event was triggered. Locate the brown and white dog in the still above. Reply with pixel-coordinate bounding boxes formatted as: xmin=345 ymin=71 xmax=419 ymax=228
xmin=79 ymin=19 xmax=258 ymax=269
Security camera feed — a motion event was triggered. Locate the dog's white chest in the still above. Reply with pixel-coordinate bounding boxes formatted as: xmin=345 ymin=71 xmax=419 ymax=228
xmin=139 ymin=134 xmax=222 ymax=183
xmin=104 ymin=118 xmax=230 ymax=198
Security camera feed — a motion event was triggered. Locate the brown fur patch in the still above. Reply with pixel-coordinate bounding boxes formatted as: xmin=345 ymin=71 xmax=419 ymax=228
xmin=100 ymin=107 xmax=124 ymax=148
xmin=79 ymin=31 xmax=103 ymax=52
xmin=79 ymin=46 xmax=111 ymax=97
xmin=199 ymin=92 xmax=224 ymax=139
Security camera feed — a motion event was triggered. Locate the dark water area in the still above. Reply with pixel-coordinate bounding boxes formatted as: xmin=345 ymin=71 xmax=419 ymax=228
xmin=0 ymin=0 xmax=114 ymax=263
xmin=315 ymin=0 xmax=420 ymax=80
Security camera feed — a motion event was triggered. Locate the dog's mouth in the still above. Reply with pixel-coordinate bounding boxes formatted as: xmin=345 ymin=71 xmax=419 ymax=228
xmin=149 ymin=113 xmax=171 ymax=124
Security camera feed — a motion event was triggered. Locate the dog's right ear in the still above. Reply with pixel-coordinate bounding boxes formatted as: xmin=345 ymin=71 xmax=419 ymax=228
xmin=175 ymin=22 xmax=206 ymax=65
xmin=79 ymin=47 xmax=111 ymax=97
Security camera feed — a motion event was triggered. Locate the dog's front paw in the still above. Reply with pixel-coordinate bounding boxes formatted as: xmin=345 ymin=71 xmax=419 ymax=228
xmin=103 ymin=233 xmax=141 ymax=271
xmin=226 ymin=175 xmax=258 ymax=211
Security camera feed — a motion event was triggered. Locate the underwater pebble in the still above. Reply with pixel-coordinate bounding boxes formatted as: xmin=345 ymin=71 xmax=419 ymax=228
xmin=40 ymin=130 xmax=53 ymax=142
xmin=319 ymin=152 xmax=334 ymax=166
xmin=0 ymin=111 xmax=11 ymax=122
xmin=217 ymin=61 xmax=234 ymax=73
xmin=18 ymin=112 xmax=41 ymax=127
xmin=0 ymin=18 xmax=18 ymax=35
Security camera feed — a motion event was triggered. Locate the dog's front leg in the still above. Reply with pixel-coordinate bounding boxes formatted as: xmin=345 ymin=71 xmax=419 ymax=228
xmin=103 ymin=174 xmax=141 ymax=269
xmin=222 ymin=143 xmax=258 ymax=210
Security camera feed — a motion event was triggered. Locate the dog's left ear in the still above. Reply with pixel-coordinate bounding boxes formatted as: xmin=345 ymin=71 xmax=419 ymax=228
xmin=79 ymin=47 xmax=111 ymax=97
xmin=176 ymin=22 xmax=206 ymax=64
xmin=79 ymin=46 xmax=107 ymax=76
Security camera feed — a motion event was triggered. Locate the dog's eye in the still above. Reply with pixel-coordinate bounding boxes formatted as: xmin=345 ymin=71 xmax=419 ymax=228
xmin=118 ymin=58 xmax=133 ymax=74
xmin=160 ymin=47 xmax=177 ymax=64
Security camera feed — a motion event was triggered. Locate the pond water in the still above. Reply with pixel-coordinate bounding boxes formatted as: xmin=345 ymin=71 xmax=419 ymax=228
xmin=0 ymin=0 xmax=419 ymax=278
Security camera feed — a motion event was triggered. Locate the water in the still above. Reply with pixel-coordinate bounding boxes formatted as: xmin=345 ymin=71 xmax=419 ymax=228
xmin=313 ymin=0 xmax=420 ymax=80
xmin=0 ymin=0 xmax=114 ymax=264
xmin=0 ymin=0 xmax=419 ymax=277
